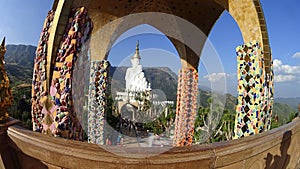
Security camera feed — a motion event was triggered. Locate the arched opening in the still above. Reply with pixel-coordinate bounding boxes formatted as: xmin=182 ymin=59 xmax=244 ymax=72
xmin=202 ymin=11 xmax=243 ymax=95
xmin=71 ymin=12 xmax=212 ymax=146
xmin=194 ymin=10 xmax=243 ymax=143
xmin=104 ymin=24 xmax=181 ymax=146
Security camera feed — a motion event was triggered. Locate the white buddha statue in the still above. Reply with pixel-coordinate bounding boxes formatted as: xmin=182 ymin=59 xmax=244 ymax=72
xmin=125 ymin=41 xmax=150 ymax=92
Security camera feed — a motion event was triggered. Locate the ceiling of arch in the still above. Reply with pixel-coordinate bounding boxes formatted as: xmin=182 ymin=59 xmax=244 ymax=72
xmin=72 ymin=0 xmax=225 ymax=36
xmin=71 ymin=0 xmax=226 ymax=64
xmin=51 ymin=0 xmax=269 ymax=70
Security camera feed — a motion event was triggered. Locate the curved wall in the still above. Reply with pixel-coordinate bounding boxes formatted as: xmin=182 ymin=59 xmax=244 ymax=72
xmin=3 ymin=117 xmax=300 ymax=169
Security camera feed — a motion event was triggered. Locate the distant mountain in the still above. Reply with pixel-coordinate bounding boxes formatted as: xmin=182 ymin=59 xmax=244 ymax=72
xmin=3 ymin=44 xmax=297 ymax=122
xmin=4 ymin=45 xmax=35 ymax=87
xmin=275 ymin=97 xmax=300 ymax=111
xmin=5 ymin=44 xmax=36 ymax=68
xmin=273 ymin=102 xmax=297 ymax=124
xmin=144 ymin=67 xmax=178 ymax=101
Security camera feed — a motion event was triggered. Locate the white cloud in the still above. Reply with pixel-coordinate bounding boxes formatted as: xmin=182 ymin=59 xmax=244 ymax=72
xmin=273 ymin=59 xmax=300 ymax=74
xmin=292 ymin=52 xmax=300 ymax=58
xmin=201 ymin=59 xmax=300 ymax=97
xmin=273 ymin=59 xmax=282 ymax=68
xmin=273 ymin=59 xmax=300 ymax=84
xmin=200 ymin=73 xmax=237 ymax=95
xmin=204 ymin=72 xmax=234 ymax=82
xmin=274 ymin=74 xmax=296 ymax=82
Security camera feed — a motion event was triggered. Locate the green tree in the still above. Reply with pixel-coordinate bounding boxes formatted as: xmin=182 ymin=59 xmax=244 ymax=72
xmin=144 ymin=105 xmax=175 ymax=136
xmin=194 ymin=104 xmax=235 ymax=143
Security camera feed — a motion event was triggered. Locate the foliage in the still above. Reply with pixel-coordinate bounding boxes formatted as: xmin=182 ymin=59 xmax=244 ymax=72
xmin=271 ymin=102 xmax=298 ymax=130
xmin=8 ymin=86 xmax=32 ymax=129
xmin=144 ymin=105 xmax=176 ymax=136
xmin=287 ymin=112 xmax=299 ymax=123
xmin=271 ymin=111 xmax=299 ymax=130
xmin=134 ymin=91 xmax=151 ymax=111
xmin=106 ymin=95 xmax=118 ymax=130
xmin=193 ymin=106 xmax=235 ymax=144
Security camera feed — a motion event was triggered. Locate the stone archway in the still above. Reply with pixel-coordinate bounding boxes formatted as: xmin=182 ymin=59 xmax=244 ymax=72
xmin=119 ymin=103 xmax=137 ymax=121
xmin=31 ymin=0 xmax=273 ymax=145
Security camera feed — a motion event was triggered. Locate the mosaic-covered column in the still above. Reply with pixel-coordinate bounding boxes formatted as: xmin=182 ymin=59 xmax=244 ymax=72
xmin=173 ymin=67 xmax=198 ymax=146
xmin=46 ymin=7 xmax=92 ymax=139
xmin=88 ymin=60 xmax=110 ymax=145
xmin=31 ymin=10 xmax=55 ymax=132
xmin=32 ymin=7 xmax=93 ymax=141
xmin=234 ymin=41 xmax=273 ymax=139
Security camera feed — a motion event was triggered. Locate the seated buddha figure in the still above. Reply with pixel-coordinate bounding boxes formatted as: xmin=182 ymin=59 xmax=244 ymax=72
xmin=125 ymin=41 xmax=150 ymax=93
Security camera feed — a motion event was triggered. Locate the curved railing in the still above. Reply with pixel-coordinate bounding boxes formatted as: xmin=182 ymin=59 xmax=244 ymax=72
xmin=1 ymin=117 xmax=299 ymax=169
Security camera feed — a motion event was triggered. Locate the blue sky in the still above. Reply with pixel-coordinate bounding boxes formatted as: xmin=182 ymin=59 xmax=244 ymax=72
xmin=0 ymin=0 xmax=53 ymax=45
xmin=0 ymin=0 xmax=299 ymax=98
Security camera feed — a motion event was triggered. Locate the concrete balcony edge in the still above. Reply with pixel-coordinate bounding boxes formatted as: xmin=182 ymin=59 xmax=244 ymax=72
xmin=5 ymin=117 xmax=300 ymax=169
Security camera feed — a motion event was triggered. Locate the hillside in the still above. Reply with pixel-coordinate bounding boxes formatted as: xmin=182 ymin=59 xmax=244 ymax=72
xmin=5 ymin=63 xmax=32 ymax=86
xmin=5 ymin=44 xmax=36 ymax=68
xmin=273 ymin=102 xmax=298 ymax=124
xmin=4 ymin=45 xmax=35 ymax=127
xmin=4 ymin=44 xmax=35 ymax=87
xmin=275 ymin=97 xmax=300 ymax=110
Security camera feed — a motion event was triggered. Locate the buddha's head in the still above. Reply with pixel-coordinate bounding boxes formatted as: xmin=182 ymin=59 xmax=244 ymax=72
xmin=131 ymin=57 xmax=140 ymax=67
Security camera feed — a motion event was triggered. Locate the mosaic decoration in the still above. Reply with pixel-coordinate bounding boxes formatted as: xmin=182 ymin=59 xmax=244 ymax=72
xmin=173 ymin=68 xmax=198 ymax=146
xmin=46 ymin=7 xmax=92 ymax=140
xmin=265 ymin=55 xmax=274 ymax=131
xmin=0 ymin=38 xmax=13 ymax=123
xmin=88 ymin=60 xmax=110 ymax=145
xmin=32 ymin=7 xmax=93 ymax=140
xmin=233 ymin=41 xmax=273 ymax=139
xmin=31 ymin=10 xmax=55 ymax=131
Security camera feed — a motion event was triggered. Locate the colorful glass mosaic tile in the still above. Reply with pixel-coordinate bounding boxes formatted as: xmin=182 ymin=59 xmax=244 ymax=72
xmin=265 ymin=54 xmax=274 ymax=131
xmin=31 ymin=10 xmax=55 ymax=132
xmin=88 ymin=60 xmax=110 ymax=145
xmin=46 ymin=7 xmax=93 ymax=140
xmin=233 ymin=41 xmax=273 ymax=139
xmin=173 ymin=67 xmax=198 ymax=146
xmin=32 ymin=7 xmax=93 ymax=141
